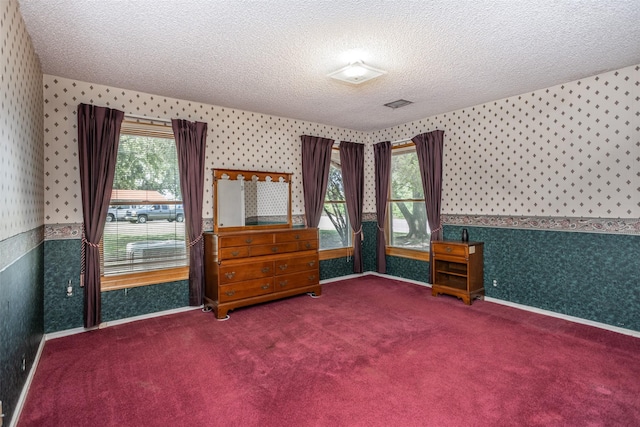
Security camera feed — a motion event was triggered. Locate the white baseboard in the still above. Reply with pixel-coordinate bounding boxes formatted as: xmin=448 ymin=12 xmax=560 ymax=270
xmin=321 ymin=272 xmax=432 ymax=289
xmin=367 ymin=271 xmax=432 ymax=288
xmin=483 ymin=296 xmax=640 ymax=339
xmin=11 ymin=336 xmax=45 ymax=427
xmin=44 ymin=305 xmax=202 ymax=341
xmin=320 ymin=272 xmax=365 ymax=284
xmin=360 ymin=271 xmax=640 ymax=339
xmin=45 ymin=326 xmax=87 ymax=340
xmin=99 ymin=305 xmax=201 ymax=329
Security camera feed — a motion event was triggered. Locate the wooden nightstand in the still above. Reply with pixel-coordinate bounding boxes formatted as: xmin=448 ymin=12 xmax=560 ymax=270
xmin=431 ymin=241 xmax=484 ymax=305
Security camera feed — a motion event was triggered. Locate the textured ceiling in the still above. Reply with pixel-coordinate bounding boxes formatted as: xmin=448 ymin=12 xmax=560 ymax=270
xmin=17 ymin=0 xmax=640 ymax=132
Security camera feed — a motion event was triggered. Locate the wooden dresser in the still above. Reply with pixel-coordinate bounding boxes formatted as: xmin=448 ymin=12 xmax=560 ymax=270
xmin=431 ymin=240 xmax=484 ymax=305
xmin=204 ymin=228 xmax=321 ymax=318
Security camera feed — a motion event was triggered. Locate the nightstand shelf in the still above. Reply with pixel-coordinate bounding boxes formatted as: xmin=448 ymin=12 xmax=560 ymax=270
xmin=431 ymin=241 xmax=484 ymax=305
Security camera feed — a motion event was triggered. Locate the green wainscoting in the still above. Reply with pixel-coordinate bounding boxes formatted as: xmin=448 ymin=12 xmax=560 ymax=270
xmin=43 ymin=224 xmax=640 ymax=334
xmin=1 ymin=243 xmax=44 ymax=424
xmin=319 ymin=256 xmax=356 ymax=280
xmin=102 ymin=281 xmax=189 ymax=322
xmin=362 ymin=222 xmax=377 ymax=272
xmin=385 ymin=256 xmax=430 ymax=283
xmin=44 ymin=239 xmax=83 ymax=332
xmin=444 ymin=225 xmax=640 ymax=331
xmin=44 ymin=239 xmax=189 ymax=333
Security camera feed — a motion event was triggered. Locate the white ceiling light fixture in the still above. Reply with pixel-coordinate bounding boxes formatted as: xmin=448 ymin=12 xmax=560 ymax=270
xmin=328 ymin=61 xmax=387 ymax=85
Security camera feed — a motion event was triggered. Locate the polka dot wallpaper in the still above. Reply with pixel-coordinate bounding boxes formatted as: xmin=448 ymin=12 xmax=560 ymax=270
xmin=257 ymin=181 xmax=289 ymax=216
xmin=42 ymin=65 xmax=638 ymax=237
xmin=1 ymin=0 xmax=44 ymax=242
xmin=243 ymin=180 xmax=289 ymax=218
xmin=372 ymin=64 xmax=639 ymax=220
xmin=42 ymin=75 xmax=369 ymax=226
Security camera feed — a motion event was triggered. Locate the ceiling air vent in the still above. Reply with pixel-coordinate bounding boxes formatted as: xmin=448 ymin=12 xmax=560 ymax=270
xmin=384 ymin=99 xmax=413 ymax=109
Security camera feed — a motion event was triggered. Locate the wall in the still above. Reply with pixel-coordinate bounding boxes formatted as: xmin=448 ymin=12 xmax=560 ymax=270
xmin=3 ymin=2 xmax=636 ymax=421
xmin=443 ymin=225 xmax=640 ymax=330
xmin=373 ymin=64 xmax=639 ymax=331
xmin=320 ymin=221 xmax=378 ymax=280
xmin=0 ymin=0 xmax=44 ymax=424
xmin=40 ymin=47 xmax=640 ymax=335
xmin=42 ymin=74 xmax=370 ymax=332
xmin=42 ymin=64 xmax=639 ymax=333
xmin=42 ymin=238 xmax=191 ymax=333
xmin=372 ymin=65 xmax=638 ymax=219
xmin=43 ymin=75 xmax=370 ymax=225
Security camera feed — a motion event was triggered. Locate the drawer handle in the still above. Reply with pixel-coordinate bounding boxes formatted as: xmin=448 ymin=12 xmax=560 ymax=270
xmin=279 ymin=280 xmax=288 ymax=287
xmin=279 ymin=264 xmax=288 ymax=271
xmin=304 ymin=242 xmax=311 ymax=249
xmin=225 ymin=272 xmax=236 ymax=279
xmin=261 ymin=284 xmax=270 ymax=290
xmin=295 ymin=234 xmax=300 ymax=239
xmin=245 ymin=238 xmax=253 ymax=243
xmin=261 ymin=267 xmax=270 ymax=273
xmin=271 ymin=246 xmax=279 ymax=252
xmin=308 ymin=261 xmax=316 ymax=267
xmin=308 ymin=275 xmax=316 ymax=281
xmin=445 ymin=247 xmax=452 ymax=253
xmin=231 ymin=250 xmax=240 ymax=256
xmin=225 ymin=290 xmax=235 ymax=297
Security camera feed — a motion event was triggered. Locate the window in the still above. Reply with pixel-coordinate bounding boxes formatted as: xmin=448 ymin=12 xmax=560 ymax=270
xmin=387 ymin=144 xmax=430 ymax=254
xmin=319 ymin=149 xmax=351 ymax=252
xmin=101 ymin=121 xmax=188 ymax=289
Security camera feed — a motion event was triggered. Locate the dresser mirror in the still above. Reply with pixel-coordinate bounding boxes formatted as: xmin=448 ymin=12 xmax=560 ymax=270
xmin=213 ymin=168 xmax=292 ymax=232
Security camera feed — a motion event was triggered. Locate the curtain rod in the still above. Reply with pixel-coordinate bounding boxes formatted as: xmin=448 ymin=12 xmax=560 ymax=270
xmin=331 ymin=141 xmax=367 ymax=150
xmin=391 ymin=138 xmax=412 ymax=145
xmin=124 ymin=113 xmax=172 ymax=124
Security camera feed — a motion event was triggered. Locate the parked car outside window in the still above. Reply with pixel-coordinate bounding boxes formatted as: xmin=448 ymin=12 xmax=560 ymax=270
xmin=106 ymin=205 xmax=137 ymax=222
xmin=124 ymin=205 xmax=184 ymax=224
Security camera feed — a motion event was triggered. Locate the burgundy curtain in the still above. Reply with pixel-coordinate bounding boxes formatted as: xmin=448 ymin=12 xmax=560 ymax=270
xmin=77 ymin=104 xmax=124 ymax=328
xmin=301 ymin=135 xmax=334 ymax=227
xmin=412 ymin=130 xmax=445 ymax=284
xmin=373 ymin=141 xmax=391 ymax=273
xmin=339 ymin=142 xmax=364 ymax=273
xmin=172 ymin=119 xmax=208 ymax=306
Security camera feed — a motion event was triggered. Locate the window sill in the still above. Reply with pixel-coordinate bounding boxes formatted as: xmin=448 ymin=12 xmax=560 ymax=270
xmin=319 ymin=247 xmax=351 ymax=261
xmin=101 ymin=266 xmax=189 ymax=291
xmin=386 ymin=247 xmax=430 ymax=261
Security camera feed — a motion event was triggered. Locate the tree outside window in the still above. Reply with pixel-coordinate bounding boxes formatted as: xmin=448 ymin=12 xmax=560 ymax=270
xmin=388 ymin=146 xmax=430 ymax=251
xmin=319 ymin=150 xmax=351 ymax=250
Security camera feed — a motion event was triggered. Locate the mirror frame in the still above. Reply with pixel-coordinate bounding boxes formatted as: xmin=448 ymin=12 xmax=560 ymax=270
xmin=213 ymin=168 xmax=293 ymax=233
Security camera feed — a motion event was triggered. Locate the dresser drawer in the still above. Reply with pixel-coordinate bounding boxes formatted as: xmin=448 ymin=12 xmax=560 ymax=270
xmin=275 ymin=254 xmax=318 ymax=275
xmin=218 ymin=278 xmax=274 ymax=303
xmin=219 ymin=260 xmax=274 ymax=284
xmin=251 ymin=242 xmax=299 ymax=256
xmin=274 ymin=229 xmax=318 ymax=243
xmin=432 ymin=242 xmax=468 ymax=258
xmin=297 ymin=240 xmax=318 ymax=251
xmin=218 ymin=233 xmax=273 ymax=248
xmin=274 ymin=271 xmax=319 ymax=292
xmin=219 ymin=246 xmax=250 ymax=260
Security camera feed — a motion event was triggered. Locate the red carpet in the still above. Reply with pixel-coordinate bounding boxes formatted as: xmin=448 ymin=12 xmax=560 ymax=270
xmin=20 ymin=276 xmax=640 ymax=426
